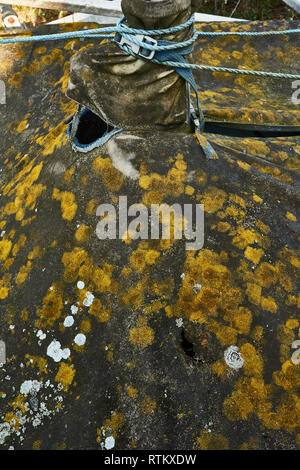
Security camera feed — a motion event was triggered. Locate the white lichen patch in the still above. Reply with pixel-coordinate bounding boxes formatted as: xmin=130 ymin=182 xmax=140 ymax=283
xmin=74 ymin=334 xmax=86 ymax=346
xmin=83 ymin=292 xmax=94 ymax=307
xmin=192 ymin=284 xmax=202 ymax=294
xmin=47 ymin=340 xmax=70 ymax=362
xmin=104 ymin=436 xmax=115 ymax=450
xmin=0 ymin=379 xmax=64 ymax=446
xmin=20 ymin=380 xmax=42 ymax=397
xmin=77 ymin=281 xmax=85 ymax=290
xmin=224 ymin=346 xmax=244 ymax=369
xmin=36 ymin=330 xmax=46 ymax=340
xmin=64 ymin=316 xmax=74 ymax=328
xmin=71 ymin=305 xmax=78 ymax=315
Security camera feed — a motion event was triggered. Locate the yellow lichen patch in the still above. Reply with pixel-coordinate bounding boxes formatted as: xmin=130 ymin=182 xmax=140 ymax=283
xmin=246 ymin=283 xmax=262 ymax=306
xmin=224 ymin=205 xmax=245 ymax=221
xmin=36 ymin=122 xmax=68 ymax=155
xmin=32 ymin=440 xmax=42 ymax=450
xmin=217 ymin=221 xmax=231 ymax=232
xmin=198 ymin=186 xmax=227 ymax=213
xmin=140 ymin=156 xmax=187 ymax=206
xmin=286 ymin=212 xmax=297 ymax=222
xmin=62 ymin=247 xmax=87 ymax=283
xmin=185 ymin=185 xmax=195 ymax=196
xmin=240 ymin=343 xmax=263 ymax=378
xmin=16 ymin=114 xmax=30 ymax=133
xmin=126 ymin=386 xmax=138 ymax=399
xmin=244 ymin=246 xmax=264 ymax=265
xmin=92 ymin=264 xmax=114 ymax=293
xmin=16 ymin=261 xmax=32 ymax=286
xmin=212 ymin=360 xmax=226 ymax=377
xmin=229 ymin=194 xmax=246 ymax=209
xmin=12 ymin=234 xmax=27 ymax=257
xmin=53 ymin=188 xmax=77 ymax=221
xmin=80 ymin=319 xmax=91 ymax=334
xmin=86 ymin=199 xmax=99 ymax=215
xmin=89 ymin=298 xmax=111 ymax=323
xmin=39 ymin=48 xmax=63 ymax=67
xmin=97 ymin=411 xmax=125 ymax=444
xmin=145 ymin=250 xmax=160 ymax=265
xmin=55 ymin=363 xmax=76 ymax=391
xmin=253 ymin=194 xmax=263 ymax=204
xmin=214 ymin=325 xmax=238 ymax=346
xmin=254 ymin=263 xmax=277 ymax=288
xmin=141 ymin=396 xmax=156 ymax=415
xmin=196 ymin=430 xmax=229 ymax=450
xmin=54 ymin=60 xmax=70 ymax=93
xmin=0 ymin=284 xmax=9 ymax=299
xmin=232 ymin=307 xmax=252 ymax=335
xmin=34 ymin=46 xmax=47 ymax=55
xmin=261 ymin=296 xmax=277 ymax=314
xmin=62 ymin=166 xmax=75 ymax=186
xmin=25 ymin=355 xmax=48 ymax=375
xmin=277 ymin=325 xmax=295 ymax=345
xmin=0 ymin=239 xmax=12 ymax=261
xmin=237 ymin=160 xmax=251 ymax=171
xmin=36 ymin=284 xmax=64 ymax=327
xmin=4 ymin=411 xmax=20 ymax=431
xmin=122 ymin=285 xmax=144 ymax=309
xmin=129 ymin=248 xmax=147 ymax=273
xmin=129 ymin=325 xmax=154 ymax=349
xmin=92 ymin=156 xmax=124 ymax=192
xmin=3 ymin=162 xmax=45 ymax=221
xmin=286 ymin=319 xmax=299 ymax=330
xmin=8 ymin=71 xmax=23 ymax=89
xmin=232 ymin=227 xmax=262 ymax=250
xmin=75 ymin=225 xmax=92 ymax=244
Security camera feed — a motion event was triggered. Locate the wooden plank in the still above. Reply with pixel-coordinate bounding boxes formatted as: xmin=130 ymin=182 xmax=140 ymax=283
xmin=282 ymin=0 xmax=300 ymax=13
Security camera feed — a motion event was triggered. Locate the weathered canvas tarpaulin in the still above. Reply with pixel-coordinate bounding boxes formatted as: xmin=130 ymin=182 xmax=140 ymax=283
xmin=0 ymin=0 xmax=299 ymax=450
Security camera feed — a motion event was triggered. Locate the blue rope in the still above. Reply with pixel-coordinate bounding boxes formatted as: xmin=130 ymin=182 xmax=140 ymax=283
xmin=0 ymin=14 xmax=299 ymax=44
xmin=0 ymin=15 xmax=299 ymax=80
